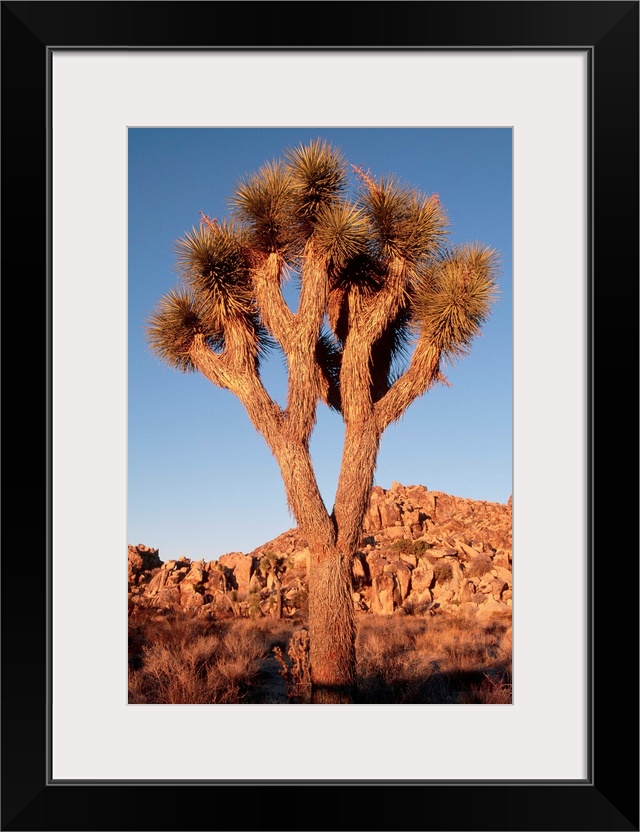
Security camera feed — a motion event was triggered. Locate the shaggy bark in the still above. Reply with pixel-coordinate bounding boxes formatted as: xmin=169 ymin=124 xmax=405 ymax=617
xmin=307 ymin=542 xmax=357 ymax=703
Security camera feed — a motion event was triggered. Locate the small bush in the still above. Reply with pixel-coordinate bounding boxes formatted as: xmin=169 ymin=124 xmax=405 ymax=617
xmin=464 ymin=555 xmax=493 ymax=578
xmin=427 ymin=557 xmax=453 ymax=582
xmin=459 ymin=672 xmax=512 ymax=704
xmin=248 ymin=589 xmax=262 ymax=618
xmin=390 ymin=539 xmax=432 ymax=556
xmin=274 ymin=628 xmax=311 ymax=702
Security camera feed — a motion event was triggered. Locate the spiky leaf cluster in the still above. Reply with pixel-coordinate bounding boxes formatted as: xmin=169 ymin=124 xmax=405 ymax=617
xmin=148 ymin=140 xmax=498 ymax=402
xmin=231 ymin=161 xmax=294 ymax=253
xmin=259 ymin=551 xmax=290 ymax=577
xmin=412 ymin=244 xmax=499 ymax=358
xmin=360 ymin=175 xmax=449 ymax=264
xmin=146 ymin=288 xmax=223 ymax=372
xmin=312 ymin=202 xmax=368 ymax=268
xmin=285 ymin=139 xmax=348 ymax=234
xmin=174 ymin=221 xmax=254 ymax=325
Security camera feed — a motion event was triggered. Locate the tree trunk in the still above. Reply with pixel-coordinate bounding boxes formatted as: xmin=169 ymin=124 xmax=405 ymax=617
xmin=263 ymin=429 xmax=380 ymax=703
xmin=307 ymin=542 xmax=357 ymax=703
xmin=306 ymin=420 xmax=380 ymax=703
xmin=267 ymin=439 xmax=358 ymax=700
xmin=273 ymin=577 xmax=282 ymax=620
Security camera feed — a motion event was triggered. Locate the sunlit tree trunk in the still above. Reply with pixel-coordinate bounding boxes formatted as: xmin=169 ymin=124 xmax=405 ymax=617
xmin=307 ymin=542 xmax=357 ymax=703
xmin=305 ymin=421 xmax=381 ymax=703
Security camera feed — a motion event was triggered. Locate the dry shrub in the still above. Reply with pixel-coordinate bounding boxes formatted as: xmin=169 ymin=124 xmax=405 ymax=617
xmin=464 ymin=554 xmax=494 ymax=578
xmin=274 ymin=628 xmax=311 ymax=702
xmin=246 ymin=616 xmax=296 ymax=652
xmin=459 ymin=671 xmax=513 ymax=704
xmin=128 ymin=611 xmax=275 ymax=704
xmin=390 ymin=539 xmax=432 ymax=556
xmin=129 ymin=608 xmax=512 ymax=704
xmin=356 ymin=616 xmax=431 ymax=702
xmin=426 ymin=557 xmax=453 ymax=583
xmin=356 ymin=612 xmax=512 ymax=704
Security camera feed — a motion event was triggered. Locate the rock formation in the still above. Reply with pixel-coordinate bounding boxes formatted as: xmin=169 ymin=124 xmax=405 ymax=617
xmin=128 ymin=483 xmax=512 ymax=620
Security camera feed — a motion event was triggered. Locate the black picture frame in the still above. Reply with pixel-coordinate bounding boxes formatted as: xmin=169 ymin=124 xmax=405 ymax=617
xmin=2 ymin=2 xmax=638 ymax=830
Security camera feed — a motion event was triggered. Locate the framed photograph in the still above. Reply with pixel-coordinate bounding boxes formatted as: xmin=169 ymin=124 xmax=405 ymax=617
xmin=3 ymin=1 xmax=637 ymax=830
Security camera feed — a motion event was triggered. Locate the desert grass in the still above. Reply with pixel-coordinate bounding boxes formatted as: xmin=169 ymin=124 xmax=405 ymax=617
xmin=355 ymin=613 xmax=512 ymax=704
xmin=128 ymin=607 xmax=511 ymax=704
xmin=128 ymin=607 xmax=296 ymax=704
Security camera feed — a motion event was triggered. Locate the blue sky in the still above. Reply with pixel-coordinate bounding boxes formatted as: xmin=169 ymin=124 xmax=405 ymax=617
xmin=128 ymin=128 xmax=512 ymax=561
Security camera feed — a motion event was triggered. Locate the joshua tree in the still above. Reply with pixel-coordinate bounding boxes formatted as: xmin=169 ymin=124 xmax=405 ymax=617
xmin=147 ymin=139 xmax=499 ymax=702
xmin=259 ymin=551 xmax=290 ymax=619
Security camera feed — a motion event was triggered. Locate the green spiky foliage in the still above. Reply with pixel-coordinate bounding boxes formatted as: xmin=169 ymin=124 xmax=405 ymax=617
xmin=412 ymin=244 xmax=499 ymax=359
xmin=148 ymin=142 xmax=497 ymax=398
xmin=148 ymin=220 xmax=272 ymax=371
xmin=174 ymin=220 xmax=254 ymax=322
xmin=327 ymin=254 xmax=386 ymax=346
xmin=312 ymin=202 xmax=368 ymax=268
xmin=284 ymin=138 xmax=348 ymax=235
xmin=259 ymin=550 xmax=290 ymax=576
xmin=146 ymin=288 xmax=223 ymax=372
xmin=231 ymin=161 xmax=294 ymax=254
xmin=359 ymin=175 xmax=449 ymax=264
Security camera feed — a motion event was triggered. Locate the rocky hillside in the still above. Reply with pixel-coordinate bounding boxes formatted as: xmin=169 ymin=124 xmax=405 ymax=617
xmin=129 ymin=482 xmax=512 ymax=620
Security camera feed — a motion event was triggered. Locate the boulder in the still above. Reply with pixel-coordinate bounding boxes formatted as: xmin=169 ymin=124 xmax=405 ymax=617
xmin=459 ymin=580 xmax=477 ymax=604
xmin=183 ymin=562 xmax=206 ymax=586
xmin=490 ymin=579 xmax=508 ymax=600
xmin=386 ymin=560 xmax=411 ymax=600
xmin=180 ymin=582 xmax=205 ymax=608
xmin=429 ymin=547 xmax=458 ymax=559
xmin=458 ymin=541 xmax=484 ymax=560
xmin=410 ymin=566 xmax=434 ymax=592
xmin=362 ymin=503 xmax=382 ymax=533
xmin=371 ymin=572 xmax=396 ymax=615
xmin=366 ymin=553 xmax=390 ymax=580
xmin=494 ymin=566 xmax=513 ymax=584
xmin=477 ymin=598 xmax=511 ymax=618
xmin=385 ymin=526 xmax=410 ymax=541
xmin=218 ymin=552 xmax=254 ymax=593
xmin=128 ymin=544 xmax=161 ymax=584
xmin=378 ymin=501 xmax=402 ymax=528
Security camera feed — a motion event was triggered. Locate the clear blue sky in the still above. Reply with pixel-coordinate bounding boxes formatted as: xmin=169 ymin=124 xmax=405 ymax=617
xmin=128 ymin=128 xmax=512 ymax=561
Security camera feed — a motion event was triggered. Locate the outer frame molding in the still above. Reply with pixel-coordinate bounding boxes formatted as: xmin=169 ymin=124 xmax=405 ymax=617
xmin=2 ymin=2 xmax=638 ymax=830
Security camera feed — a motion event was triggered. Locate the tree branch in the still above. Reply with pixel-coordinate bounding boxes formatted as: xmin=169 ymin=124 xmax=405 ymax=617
xmin=251 ymin=252 xmax=294 ymax=351
xmin=190 ymin=332 xmax=334 ymax=546
xmin=190 ymin=333 xmax=283 ymax=446
xmin=374 ymin=337 xmax=444 ymax=432
xmin=332 ymin=418 xmax=381 ymax=552
xmin=362 ymin=257 xmax=408 ymax=346
xmin=338 ymin=258 xmax=408 ymax=420
xmin=297 ymin=243 xmax=329 ymax=339
xmin=282 ymin=244 xmax=331 ymax=442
